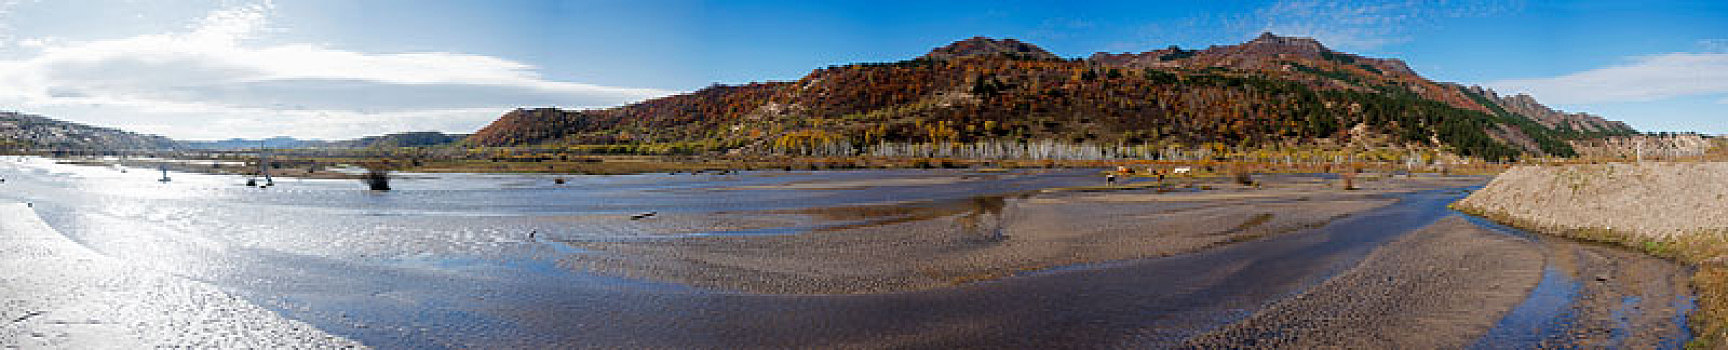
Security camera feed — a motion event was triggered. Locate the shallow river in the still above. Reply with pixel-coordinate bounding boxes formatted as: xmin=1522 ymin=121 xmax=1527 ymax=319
xmin=0 ymin=157 xmax=1694 ymax=348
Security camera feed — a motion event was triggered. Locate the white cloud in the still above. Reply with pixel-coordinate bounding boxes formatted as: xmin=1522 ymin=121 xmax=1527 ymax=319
xmin=0 ymin=0 xmax=18 ymax=46
xmin=0 ymin=1 xmax=674 ymax=140
xmin=1486 ymin=53 xmax=1728 ymax=105
xmin=1236 ymin=0 xmax=1519 ymax=52
xmin=14 ymin=37 xmax=49 ymax=48
xmin=1700 ymin=39 xmax=1728 ymax=53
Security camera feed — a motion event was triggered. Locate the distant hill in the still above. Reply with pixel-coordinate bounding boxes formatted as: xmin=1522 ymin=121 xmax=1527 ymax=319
xmin=332 ymin=132 xmax=466 ymax=148
xmin=0 ymin=111 xmax=464 ymax=152
xmin=920 ymin=36 xmax=1061 ymax=61
xmin=0 ymin=111 xmax=181 ymax=150
xmin=183 ymin=132 xmax=466 ymax=150
xmin=184 ymin=136 xmax=318 ymax=150
xmin=469 ymin=33 xmax=1636 ymax=161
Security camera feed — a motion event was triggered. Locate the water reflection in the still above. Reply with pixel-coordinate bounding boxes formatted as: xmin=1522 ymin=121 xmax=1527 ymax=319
xmin=955 ymin=195 xmax=1010 ymax=242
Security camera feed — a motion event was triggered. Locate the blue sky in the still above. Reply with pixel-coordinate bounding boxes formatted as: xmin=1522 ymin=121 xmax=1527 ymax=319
xmin=0 ymin=0 xmax=1722 ymax=139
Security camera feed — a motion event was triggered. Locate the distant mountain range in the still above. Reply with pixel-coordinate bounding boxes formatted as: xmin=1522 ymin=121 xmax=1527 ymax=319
xmin=469 ymin=33 xmax=1636 ymax=160
xmin=0 ymin=110 xmax=464 ymax=151
xmin=182 ymin=132 xmax=466 ymax=150
xmin=0 ymin=33 xmax=1641 ymax=160
xmin=183 ymin=136 xmax=316 ymax=150
xmin=0 ymin=111 xmax=180 ymax=150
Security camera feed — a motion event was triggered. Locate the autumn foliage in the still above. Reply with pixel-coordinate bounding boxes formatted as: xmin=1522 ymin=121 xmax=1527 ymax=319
xmin=467 ymin=34 xmax=1633 ymax=161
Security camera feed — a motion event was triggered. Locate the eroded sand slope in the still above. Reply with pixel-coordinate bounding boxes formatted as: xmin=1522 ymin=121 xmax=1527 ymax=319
xmin=1455 ymin=162 xmax=1728 ymax=238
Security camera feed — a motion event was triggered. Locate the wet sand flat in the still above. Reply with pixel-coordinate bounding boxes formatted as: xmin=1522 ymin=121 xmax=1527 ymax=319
xmin=485 ymin=183 xmax=1493 ymax=348
xmin=563 ymin=175 xmax=1486 ymax=294
xmin=1185 ymin=216 xmax=1545 ymax=348
xmin=0 ymin=203 xmax=362 ymax=348
xmin=0 ymin=160 xmax=1697 ymax=348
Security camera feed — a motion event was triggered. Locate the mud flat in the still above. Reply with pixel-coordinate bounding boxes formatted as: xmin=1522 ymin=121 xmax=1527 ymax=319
xmin=1186 ymin=216 xmax=1544 ymax=348
xmin=563 ymin=174 xmax=1487 ymax=294
xmin=0 ymin=203 xmax=362 ymax=348
xmin=1455 ymin=162 xmax=1728 ymax=348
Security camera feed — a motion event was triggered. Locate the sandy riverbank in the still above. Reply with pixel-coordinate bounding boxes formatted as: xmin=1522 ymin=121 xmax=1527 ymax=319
xmin=1186 ymin=214 xmax=1695 ymax=348
xmin=1455 ymin=162 xmax=1728 ymax=237
xmin=1455 ymin=162 xmax=1728 ymax=348
xmin=0 ymin=203 xmax=362 ymax=348
xmin=560 ymin=174 xmax=1489 ymax=294
xmin=1185 ymin=216 xmax=1545 ymax=348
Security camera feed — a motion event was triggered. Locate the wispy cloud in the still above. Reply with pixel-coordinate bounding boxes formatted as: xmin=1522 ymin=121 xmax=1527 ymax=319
xmin=0 ymin=1 xmax=674 ymax=140
xmin=1486 ymin=53 xmax=1728 ymax=105
xmin=1233 ymin=0 xmax=1520 ymax=52
xmin=1699 ymin=39 xmax=1728 ymax=53
xmin=0 ymin=0 xmax=20 ymax=48
xmin=1103 ymin=15 xmax=1220 ymax=53
xmin=1025 ymin=18 xmax=1096 ymax=43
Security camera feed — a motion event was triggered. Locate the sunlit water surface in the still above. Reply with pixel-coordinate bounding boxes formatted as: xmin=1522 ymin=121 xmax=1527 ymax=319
xmin=0 ymin=157 xmax=1106 ymax=347
xmin=0 ymin=157 xmax=1692 ymax=348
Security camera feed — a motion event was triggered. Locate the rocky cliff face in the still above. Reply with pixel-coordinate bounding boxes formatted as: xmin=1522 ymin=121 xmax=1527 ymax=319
xmin=1087 ymin=46 xmax=1191 ymax=69
xmin=1089 ymin=33 xmax=1416 ymax=77
xmin=1192 ymin=32 xmax=1416 ymax=77
xmin=1091 ymin=33 xmax=1483 ymax=114
xmin=1464 ymin=86 xmax=1633 ymax=133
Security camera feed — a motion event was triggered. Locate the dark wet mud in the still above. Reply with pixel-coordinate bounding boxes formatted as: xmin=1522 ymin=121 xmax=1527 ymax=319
xmin=1185 ymin=216 xmax=1545 ymax=349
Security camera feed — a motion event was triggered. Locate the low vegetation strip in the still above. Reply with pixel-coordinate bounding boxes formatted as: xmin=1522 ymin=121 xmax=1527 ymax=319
xmin=1453 ymin=162 xmax=1728 ymax=349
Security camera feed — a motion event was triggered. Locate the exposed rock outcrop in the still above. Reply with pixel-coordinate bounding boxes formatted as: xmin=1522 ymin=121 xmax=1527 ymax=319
xmin=1464 ymin=86 xmax=1634 ymax=133
xmin=920 ymin=37 xmax=1060 ymax=61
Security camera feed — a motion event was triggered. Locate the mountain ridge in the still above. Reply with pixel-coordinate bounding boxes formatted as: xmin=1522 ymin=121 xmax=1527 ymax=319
xmin=467 ymin=33 xmax=1633 ymax=161
xmin=182 ymin=132 xmax=467 ymax=150
xmin=921 ymin=36 xmax=1062 ymax=61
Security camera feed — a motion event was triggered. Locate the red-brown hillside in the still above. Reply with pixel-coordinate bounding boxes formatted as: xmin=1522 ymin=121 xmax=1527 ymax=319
xmin=468 ymin=34 xmax=1634 ymax=160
